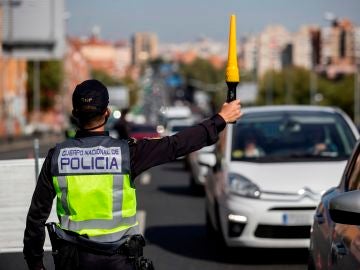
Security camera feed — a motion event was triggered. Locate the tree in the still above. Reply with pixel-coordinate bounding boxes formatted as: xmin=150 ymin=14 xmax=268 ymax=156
xmin=317 ymin=74 xmax=354 ymax=118
xmin=122 ymin=76 xmax=139 ymax=107
xmin=257 ymin=67 xmax=309 ymax=105
xmin=257 ymin=66 xmax=355 ymax=119
xmin=91 ymin=69 xmax=121 ymax=86
xmin=179 ymin=58 xmax=227 ymax=110
xmin=91 ymin=69 xmax=140 ymax=107
xmin=27 ymin=60 xmax=64 ymax=111
xmin=179 ymin=58 xmax=225 ymax=85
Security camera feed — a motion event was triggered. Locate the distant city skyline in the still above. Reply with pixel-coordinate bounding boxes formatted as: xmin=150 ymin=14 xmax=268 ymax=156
xmin=66 ymin=0 xmax=360 ymax=42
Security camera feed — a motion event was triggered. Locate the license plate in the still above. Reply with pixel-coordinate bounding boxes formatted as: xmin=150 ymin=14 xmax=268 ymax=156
xmin=282 ymin=212 xmax=312 ymax=225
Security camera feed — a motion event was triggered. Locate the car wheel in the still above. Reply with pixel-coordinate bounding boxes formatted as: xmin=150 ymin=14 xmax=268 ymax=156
xmin=210 ymin=201 xmax=226 ymax=246
xmin=183 ymin=158 xmax=190 ymax=170
xmin=190 ymin=176 xmax=204 ymax=195
xmin=206 ymin=209 xmax=217 ymax=237
xmin=307 ymin=252 xmax=316 ymax=270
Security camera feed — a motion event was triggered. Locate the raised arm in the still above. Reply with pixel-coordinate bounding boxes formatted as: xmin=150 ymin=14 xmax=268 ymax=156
xmin=130 ymin=100 xmax=242 ymax=179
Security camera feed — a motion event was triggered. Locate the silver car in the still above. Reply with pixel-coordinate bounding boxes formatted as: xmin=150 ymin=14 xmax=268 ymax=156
xmin=309 ymin=139 xmax=360 ymax=269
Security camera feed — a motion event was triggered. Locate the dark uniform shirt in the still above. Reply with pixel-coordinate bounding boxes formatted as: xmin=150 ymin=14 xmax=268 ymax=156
xmin=23 ymin=114 xmax=226 ymax=265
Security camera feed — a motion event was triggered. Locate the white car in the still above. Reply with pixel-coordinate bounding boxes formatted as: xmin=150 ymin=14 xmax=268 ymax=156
xmin=186 ymin=145 xmax=215 ymax=190
xmin=164 ymin=118 xmax=195 ymax=161
xmin=202 ymin=106 xmax=359 ymax=248
xmin=165 ymin=118 xmax=195 ymax=136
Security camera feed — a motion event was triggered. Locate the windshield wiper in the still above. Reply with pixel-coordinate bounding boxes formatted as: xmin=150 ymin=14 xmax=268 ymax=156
xmin=289 ymin=152 xmax=340 ymax=158
xmin=289 ymin=152 xmax=318 ymax=158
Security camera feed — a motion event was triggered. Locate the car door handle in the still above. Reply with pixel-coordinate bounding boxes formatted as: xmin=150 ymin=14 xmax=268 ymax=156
xmin=314 ymin=213 xmax=324 ymax=224
xmin=331 ymin=241 xmax=348 ymax=265
xmin=332 ymin=242 xmax=348 ymax=256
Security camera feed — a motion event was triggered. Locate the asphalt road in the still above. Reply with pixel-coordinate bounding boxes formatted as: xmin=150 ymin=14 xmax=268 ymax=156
xmin=137 ymin=161 xmax=308 ymax=270
xmin=0 ymin=142 xmax=308 ymax=270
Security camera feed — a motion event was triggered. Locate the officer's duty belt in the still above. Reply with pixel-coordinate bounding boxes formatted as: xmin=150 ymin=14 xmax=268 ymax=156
xmin=46 ymin=222 xmax=131 ymax=256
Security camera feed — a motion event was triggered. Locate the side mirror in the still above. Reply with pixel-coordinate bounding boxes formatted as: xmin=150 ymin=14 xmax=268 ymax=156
xmin=198 ymin=144 xmax=215 ymax=154
xmin=198 ymin=152 xmax=216 ymax=167
xmin=329 ymin=190 xmax=360 ymax=225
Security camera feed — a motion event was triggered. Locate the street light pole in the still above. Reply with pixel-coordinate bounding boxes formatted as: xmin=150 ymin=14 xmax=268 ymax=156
xmin=266 ymin=72 xmax=273 ymax=105
xmin=310 ymin=32 xmax=318 ymax=105
xmin=33 ymin=60 xmax=40 ymax=126
xmin=310 ymin=69 xmax=317 ymax=105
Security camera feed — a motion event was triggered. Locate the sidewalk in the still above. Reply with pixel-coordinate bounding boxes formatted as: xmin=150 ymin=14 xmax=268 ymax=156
xmin=0 ymin=159 xmax=58 ymax=253
xmin=0 ymin=133 xmax=64 ymax=253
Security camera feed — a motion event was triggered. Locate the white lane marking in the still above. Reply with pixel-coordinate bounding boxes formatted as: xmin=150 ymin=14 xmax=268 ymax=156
xmin=137 ymin=210 xmax=146 ymax=235
xmin=140 ymin=172 xmax=151 ymax=185
xmin=0 ymin=247 xmax=52 ymax=254
xmin=0 ymin=247 xmax=25 ymax=253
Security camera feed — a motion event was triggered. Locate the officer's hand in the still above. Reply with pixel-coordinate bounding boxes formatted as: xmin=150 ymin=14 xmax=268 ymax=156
xmin=218 ymin=99 xmax=243 ymax=123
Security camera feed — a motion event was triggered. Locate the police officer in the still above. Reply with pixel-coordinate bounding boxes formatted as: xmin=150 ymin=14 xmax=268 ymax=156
xmin=23 ymin=79 xmax=242 ymax=270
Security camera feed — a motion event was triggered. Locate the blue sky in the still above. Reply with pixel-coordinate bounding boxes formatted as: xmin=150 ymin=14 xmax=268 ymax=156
xmin=66 ymin=0 xmax=360 ymax=42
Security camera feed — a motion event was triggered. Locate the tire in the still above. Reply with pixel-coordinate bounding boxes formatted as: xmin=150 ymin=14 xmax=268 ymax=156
xmin=307 ymin=252 xmax=316 ymax=270
xmin=206 ymin=210 xmax=217 ymax=237
xmin=183 ymin=157 xmax=190 ymax=170
xmin=205 ymin=201 xmax=227 ymax=246
xmin=214 ymin=201 xmax=226 ymax=246
xmin=190 ymin=176 xmax=204 ymax=195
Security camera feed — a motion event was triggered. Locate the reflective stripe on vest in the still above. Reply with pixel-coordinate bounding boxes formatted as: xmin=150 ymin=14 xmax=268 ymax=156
xmin=53 ymin=173 xmax=137 ymax=240
xmin=51 ymin=137 xmax=136 ymax=242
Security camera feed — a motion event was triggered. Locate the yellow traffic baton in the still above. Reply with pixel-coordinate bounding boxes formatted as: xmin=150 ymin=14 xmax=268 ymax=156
xmin=225 ymin=14 xmax=240 ymax=104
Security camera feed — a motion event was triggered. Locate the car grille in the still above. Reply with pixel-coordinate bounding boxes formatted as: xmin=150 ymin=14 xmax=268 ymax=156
xmin=268 ymin=206 xmax=316 ymax=211
xmin=254 ymin=224 xmax=311 ymax=239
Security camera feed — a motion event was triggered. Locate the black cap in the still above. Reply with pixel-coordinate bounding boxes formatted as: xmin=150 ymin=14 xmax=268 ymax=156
xmin=72 ymin=79 xmax=109 ymax=119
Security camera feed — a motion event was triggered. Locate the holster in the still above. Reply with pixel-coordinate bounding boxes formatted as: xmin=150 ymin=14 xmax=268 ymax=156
xmin=45 ymin=222 xmax=155 ymax=269
xmin=122 ymin=234 xmax=145 ymax=258
xmin=46 ymin=222 xmax=126 ymax=255
xmin=135 ymin=257 xmax=155 ymax=270
xmin=46 ymin=222 xmax=60 ymax=254
xmin=46 ymin=223 xmax=78 ymax=270
xmin=121 ymin=235 xmax=154 ymax=270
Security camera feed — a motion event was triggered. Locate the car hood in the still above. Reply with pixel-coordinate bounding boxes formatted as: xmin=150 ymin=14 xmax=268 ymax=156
xmin=228 ymin=160 xmax=347 ymax=194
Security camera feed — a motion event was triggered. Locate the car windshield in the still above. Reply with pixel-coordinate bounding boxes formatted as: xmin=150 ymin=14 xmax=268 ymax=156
xmin=231 ymin=110 xmax=356 ymax=162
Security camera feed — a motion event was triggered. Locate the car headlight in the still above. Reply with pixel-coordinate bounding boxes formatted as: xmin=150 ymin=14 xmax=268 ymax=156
xmin=228 ymin=173 xmax=261 ymax=198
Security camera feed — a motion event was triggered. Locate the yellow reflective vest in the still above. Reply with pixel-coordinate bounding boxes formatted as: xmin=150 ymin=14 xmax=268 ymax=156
xmin=51 ymin=136 xmax=138 ymax=242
